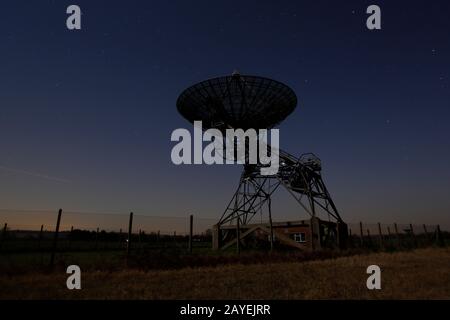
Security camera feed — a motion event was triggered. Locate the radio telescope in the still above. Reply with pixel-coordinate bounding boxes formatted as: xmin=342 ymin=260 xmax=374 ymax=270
xmin=177 ymin=73 xmax=348 ymax=251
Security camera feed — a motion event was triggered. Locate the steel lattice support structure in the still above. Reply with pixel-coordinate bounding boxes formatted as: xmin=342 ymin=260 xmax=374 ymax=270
xmin=213 ymin=151 xmax=347 ymax=251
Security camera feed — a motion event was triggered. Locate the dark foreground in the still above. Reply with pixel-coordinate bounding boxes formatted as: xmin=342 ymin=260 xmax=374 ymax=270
xmin=0 ymin=248 xmax=449 ymax=299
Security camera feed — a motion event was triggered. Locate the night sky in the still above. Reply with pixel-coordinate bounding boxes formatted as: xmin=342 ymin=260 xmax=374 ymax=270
xmin=1 ymin=0 xmax=449 ymax=229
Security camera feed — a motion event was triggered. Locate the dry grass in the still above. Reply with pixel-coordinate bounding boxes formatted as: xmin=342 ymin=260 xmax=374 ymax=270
xmin=0 ymin=248 xmax=449 ymax=299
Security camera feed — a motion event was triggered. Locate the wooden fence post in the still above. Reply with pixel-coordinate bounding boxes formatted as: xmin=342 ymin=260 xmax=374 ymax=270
xmin=359 ymin=222 xmax=364 ymax=247
xmin=423 ymin=224 xmax=428 ymax=236
xmin=367 ymin=229 xmax=372 ymax=245
xmin=138 ymin=229 xmax=142 ymax=248
xmin=0 ymin=223 xmax=7 ymax=250
xmin=68 ymin=226 xmax=73 ymax=250
xmin=50 ymin=209 xmax=63 ymax=268
xmin=93 ymin=227 xmax=99 ymax=250
xmin=378 ymin=223 xmax=384 ymax=248
xmin=387 ymin=226 xmax=392 ymax=246
xmin=188 ymin=214 xmax=193 ymax=253
xmin=410 ymin=224 xmax=417 ymax=248
xmin=436 ymin=225 xmax=445 ymax=247
xmin=38 ymin=224 xmax=44 ymax=250
xmin=423 ymin=224 xmax=429 ymax=245
xmin=126 ymin=212 xmax=133 ymax=263
xmin=394 ymin=223 xmax=400 ymax=247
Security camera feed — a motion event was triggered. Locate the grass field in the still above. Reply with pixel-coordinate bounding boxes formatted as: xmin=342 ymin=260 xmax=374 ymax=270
xmin=0 ymin=247 xmax=449 ymax=299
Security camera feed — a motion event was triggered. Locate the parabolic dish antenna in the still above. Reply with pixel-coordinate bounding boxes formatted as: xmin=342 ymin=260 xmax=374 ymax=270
xmin=176 ymin=73 xmax=297 ymax=132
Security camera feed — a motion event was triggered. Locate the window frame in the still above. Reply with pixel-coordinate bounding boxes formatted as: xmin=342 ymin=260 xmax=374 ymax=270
xmin=293 ymin=232 xmax=306 ymax=243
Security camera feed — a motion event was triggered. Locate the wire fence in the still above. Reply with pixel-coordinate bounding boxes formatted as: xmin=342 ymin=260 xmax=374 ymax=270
xmin=0 ymin=209 xmax=218 ymax=259
xmin=0 ymin=209 xmax=216 ymax=235
xmin=346 ymin=222 xmax=444 ymax=249
xmin=0 ymin=209 xmax=446 ymax=257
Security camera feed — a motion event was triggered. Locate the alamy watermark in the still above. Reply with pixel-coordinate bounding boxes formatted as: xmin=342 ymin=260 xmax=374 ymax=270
xmin=366 ymin=265 xmax=381 ymax=290
xmin=66 ymin=5 xmax=81 ymax=30
xmin=66 ymin=265 xmax=81 ymax=290
xmin=64 ymin=4 xmax=380 ymax=32
xmin=170 ymin=121 xmax=280 ymax=175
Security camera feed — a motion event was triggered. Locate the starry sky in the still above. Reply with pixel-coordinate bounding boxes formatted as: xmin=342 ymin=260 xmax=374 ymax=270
xmin=0 ymin=0 xmax=449 ymax=230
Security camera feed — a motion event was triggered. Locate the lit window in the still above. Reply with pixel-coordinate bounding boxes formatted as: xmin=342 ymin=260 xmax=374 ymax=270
xmin=294 ymin=233 xmax=306 ymax=243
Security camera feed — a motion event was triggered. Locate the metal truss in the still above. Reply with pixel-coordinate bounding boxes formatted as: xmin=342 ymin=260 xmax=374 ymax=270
xmin=218 ymin=149 xmax=343 ymax=233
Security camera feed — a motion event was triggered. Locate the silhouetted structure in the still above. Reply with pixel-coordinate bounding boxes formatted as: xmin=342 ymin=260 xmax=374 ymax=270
xmin=177 ymin=73 xmax=347 ymax=251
